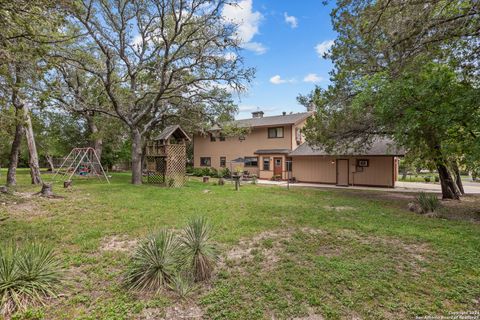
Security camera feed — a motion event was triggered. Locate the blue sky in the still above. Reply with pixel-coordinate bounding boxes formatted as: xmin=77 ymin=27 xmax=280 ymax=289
xmin=222 ymin=0 xmax=337 ymax=119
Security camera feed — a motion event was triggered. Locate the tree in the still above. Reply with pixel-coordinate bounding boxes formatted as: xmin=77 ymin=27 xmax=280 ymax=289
xmin=57 ymin=0 xmax=253 ymax=184
xmin=1 ymin=0 xmax=65 ymax=186
xmin=301 ymin=0 xmax=479 ymax=199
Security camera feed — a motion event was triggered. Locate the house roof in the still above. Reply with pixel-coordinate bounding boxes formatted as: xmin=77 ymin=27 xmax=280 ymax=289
xmin=210 ymin=112 xmax=313 ymax=130
xmin=154 ymin=125 xmax=191 ymax=141
xmin=254 ymin=149 xmax=291 ymax=155
xmin=289 ymin=138 xmax=405 ymax=157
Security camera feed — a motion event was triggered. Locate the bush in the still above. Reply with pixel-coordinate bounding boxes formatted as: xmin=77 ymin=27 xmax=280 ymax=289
xmin=424 ymin=176 xmax=431 ymax=182
xmin=180 ymin=217 xmax=218 ymax=282
xmin=434 ymin=176 xmax=440 ymax=182
xmin=0 ymin=243 xmax=62 ymax=317
xmin=169 ymin=273 xmax=196 ymax=299
xmin=124 ymin=230 xmax=180 ymax=292
xmin=415 ymin=192 xmax=441 ymax=213
xmin=218 ymin=168 xmax=231 ymax=178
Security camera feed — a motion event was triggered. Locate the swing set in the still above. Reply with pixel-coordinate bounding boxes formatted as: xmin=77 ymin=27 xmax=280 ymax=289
xmin=52 ymin=147 xmax=110 ymax=183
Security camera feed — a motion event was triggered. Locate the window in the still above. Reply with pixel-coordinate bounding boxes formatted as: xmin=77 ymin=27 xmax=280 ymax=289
xmin=263 ymin=157 xmax=270 ymax=171
xmin=210 ymin=135 xmax=216 ymax=142
xmin=244 ymin=157 xmax=258 ymax=167
xmin=220 ymin=157 xmax=226 ymax=167
xmin=268 ymin=127 xmax=284 ymax=138
xmin=200 ymin=157 xmax=211 ymax=166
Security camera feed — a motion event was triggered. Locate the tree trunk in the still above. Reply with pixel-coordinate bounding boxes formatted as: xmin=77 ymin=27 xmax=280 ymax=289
xmin=6 ymin=108 xmax=24 ymax=187
xmin=437 ymin=163 xmax=460 ymax=200
xmin=23 ymin=105 xmax=42 ymax=185
xmin=85 ymin=114 xmax=103 ymax=162
xmin=131 ymin=129 xmax=143 ymax=185
xmin=40 ymin=183 xmax=53 ymax=197
xmin=452 ymin=162 xmax=465 ymax=195
xmin=45 ymin=155 xmax=55 ymax=172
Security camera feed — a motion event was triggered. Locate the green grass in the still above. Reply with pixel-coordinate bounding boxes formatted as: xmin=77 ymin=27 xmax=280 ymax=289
xmin=1 ymin=169 xmax=479 ymax=319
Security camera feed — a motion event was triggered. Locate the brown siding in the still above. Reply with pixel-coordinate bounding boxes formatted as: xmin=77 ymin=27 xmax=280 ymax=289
xmin=292 ymin=156 xmax=394 ymax=187
xmin=291 ymin=156 xmax=337 ymax=183
xmin=193 ymin=126 xmax=293 ymax=175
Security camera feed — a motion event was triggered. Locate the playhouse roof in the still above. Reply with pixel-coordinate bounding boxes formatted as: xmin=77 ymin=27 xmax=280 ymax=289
xmin=154 ymin=125 xmax=191 ymax=142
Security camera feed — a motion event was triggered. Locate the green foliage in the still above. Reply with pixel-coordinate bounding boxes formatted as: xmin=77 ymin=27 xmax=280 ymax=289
xmin=416 ymin=193 xmax=441 ymax=214
xmin=0 ymin=243 xmax=62 ymax=317
xmin=190 ymin=167 xmax=227 ymax=178
xmin=180 ymin=217 xmax=218 ymax=282
xmin=125 ymin=217 xmax=218 ymax=292
xmin=124 ymin=230 xmax=180 ymax=292
xmin=168 ymin=273 xmax=196 ymax=299
xmin=218 ymin=168 xmax=231 ymax=178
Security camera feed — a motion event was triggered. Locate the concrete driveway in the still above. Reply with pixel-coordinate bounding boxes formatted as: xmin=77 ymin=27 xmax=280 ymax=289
xmin=257 ymin=180 xmax=480 ymax=194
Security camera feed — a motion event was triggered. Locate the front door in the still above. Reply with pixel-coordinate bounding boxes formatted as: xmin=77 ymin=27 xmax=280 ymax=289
xmin=336 ymin=159 xmax=349 ymax=186
xmin=273 ymin=157 xmax=282 ymax=177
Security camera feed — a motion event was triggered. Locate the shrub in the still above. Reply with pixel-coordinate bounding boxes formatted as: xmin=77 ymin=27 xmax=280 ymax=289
xmin=0 ymin=243 xmax=62 ymax=317
xmin=424 ymin=176 xmax=431 ymax=182
xmin=415 ymin=192 xmax=441 ymax=213
xmin=124 ymin=230 xmax=180 ymax=292
xmin=169 ymin=273 xmax=196 ymax=299
xmin=434 ymin=176 xmax=440 ymax=182
xmin=209 ymin=167 xmax=218 ymax=178
xmin=218 ymin=168 xmax=230 ymax=178
xmin=180 ymin=217 xmax=218 ymax=282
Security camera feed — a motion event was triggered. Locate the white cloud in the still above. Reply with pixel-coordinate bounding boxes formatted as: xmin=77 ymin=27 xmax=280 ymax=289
xmin=315 ymin=40 xmax=334 ymax=58
xmin=269 ymin=75 xmax=295 ymax=85
xmin=284 ymin=12 xmax=298 ymax=28
xmin=303 ymin=73 xmax=323 ymax=83
xmin=222 ymin=0 xmax=266 ymax=54
xmin=241 ymin=42 xmax=267 ymax=55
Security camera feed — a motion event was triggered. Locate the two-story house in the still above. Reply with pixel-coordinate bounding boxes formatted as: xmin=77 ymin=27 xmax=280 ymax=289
xmin=193 ymin=110 xmax=403 ymax=187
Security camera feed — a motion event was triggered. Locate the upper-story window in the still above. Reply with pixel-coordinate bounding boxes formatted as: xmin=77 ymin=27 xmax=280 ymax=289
xmin=210 ymin=134 xmax=216 ymax=142
xmin=268 ymin=127 xmax=284 ymax=138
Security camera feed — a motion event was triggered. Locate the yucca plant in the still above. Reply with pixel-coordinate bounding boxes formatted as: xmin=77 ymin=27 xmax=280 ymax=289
xmin=169 ymin=273 xmax=196 ymax=299
xmin=180 ymin=217 xmax=218 ymax=282
xmin=0 ymin=243 xmax=62 ymax=317
xmin=416 ymin=192 xmax=441 ymax=213
xmin=124 ymin=229 xmax=180 ymax=292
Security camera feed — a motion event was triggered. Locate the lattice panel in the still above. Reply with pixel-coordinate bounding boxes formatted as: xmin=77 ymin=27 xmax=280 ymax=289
xmin=145 ymin=156 xmax=166 ymax=184
xmin=144 ymin=144 xmax=186 ymax=187
xmin=165 ymin=144 xmax=187 ymax=187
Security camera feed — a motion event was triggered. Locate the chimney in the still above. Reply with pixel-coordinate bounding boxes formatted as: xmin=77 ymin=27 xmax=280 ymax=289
xmin=307 ymin=102 xmax=316 ymax=112
xmin=282 ymin=111 xmax=286 ymax=116
xmin=251 ymin=111 xmax=264 ymax=118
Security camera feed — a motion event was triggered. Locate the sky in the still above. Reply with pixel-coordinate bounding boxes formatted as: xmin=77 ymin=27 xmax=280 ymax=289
xmin=222 ymin=0 xmax=337 ymax=119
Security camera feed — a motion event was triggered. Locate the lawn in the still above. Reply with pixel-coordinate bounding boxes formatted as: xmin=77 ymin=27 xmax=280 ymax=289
xmin=1 ymin=170 xmax=479 ymax=319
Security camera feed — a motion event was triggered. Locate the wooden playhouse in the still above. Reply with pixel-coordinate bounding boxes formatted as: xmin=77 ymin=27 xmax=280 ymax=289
xmin=145 ymin=125 xmax=190 ymax=187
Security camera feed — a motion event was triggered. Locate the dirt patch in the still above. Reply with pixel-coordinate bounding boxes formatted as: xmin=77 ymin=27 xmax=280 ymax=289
xmin=100 ymin=235 xmax=138 ymax=252
xmin=323 ymin=205 xmax=356 ymax=212
xmin=223 ymin=228 xmax=327 ymax=272
xmin=139 ymin=303 xmax=203 ymax=320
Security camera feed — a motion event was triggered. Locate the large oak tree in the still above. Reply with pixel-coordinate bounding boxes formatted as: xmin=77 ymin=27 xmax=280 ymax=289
xmin=58 ymin=0 xmax=254 ymax=184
